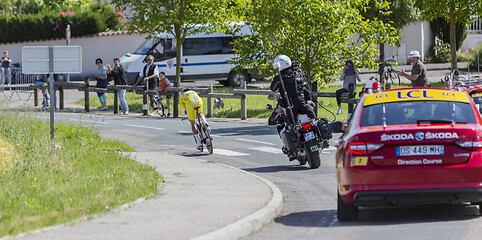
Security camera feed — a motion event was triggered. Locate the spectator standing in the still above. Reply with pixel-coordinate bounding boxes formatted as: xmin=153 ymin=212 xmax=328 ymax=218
xmin=1 ymin=50 xmax=12 ymax=86
xmin=396 ymin=50 xmax=429 ymax=87
xmin=336 ymin=60 xmax=361 ymax=115
xmin=34 ymin=74 xmax=49 ymax=108
xmin=155 ymin=71 xmax=171 ymax=117
xmin=106 ymin=58 xmax=129 ymax=115
xmin=95 ymin=58 xmax=108 ymax=111
xmin=133 ymin=55 xmax=158 ymax=109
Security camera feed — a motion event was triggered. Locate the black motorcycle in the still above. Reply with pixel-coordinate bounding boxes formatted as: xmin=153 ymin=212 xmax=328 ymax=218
xmin=267 ymin=100 xmax=332 ymax=169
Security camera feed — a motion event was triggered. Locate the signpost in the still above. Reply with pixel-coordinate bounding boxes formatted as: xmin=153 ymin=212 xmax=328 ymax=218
xmin=22 ymin=46 xmax=82 ymax=139
xmin=66 ymin=25 xmax=71 ymax=82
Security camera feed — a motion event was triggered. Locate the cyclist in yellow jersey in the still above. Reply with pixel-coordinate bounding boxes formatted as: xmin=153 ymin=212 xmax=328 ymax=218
xmin=180 ymin=88 xmax=210 ymax=150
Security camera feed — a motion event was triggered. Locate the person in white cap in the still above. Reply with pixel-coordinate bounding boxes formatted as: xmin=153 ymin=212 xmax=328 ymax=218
xmin=396 ymin=50 xmax=429 ymax=87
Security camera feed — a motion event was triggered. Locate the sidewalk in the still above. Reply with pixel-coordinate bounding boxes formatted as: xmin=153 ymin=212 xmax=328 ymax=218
xmin=12 ymin=153 xmax=282 ymax=240
xmin=1 ymin=92 xmax=283 ymax=240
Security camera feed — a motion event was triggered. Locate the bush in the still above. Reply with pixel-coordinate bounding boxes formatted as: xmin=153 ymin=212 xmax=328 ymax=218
xmin=432 ymin=44 xmax=451 ymax=63
xmin=469 ymin=46 xmax=482 ymax=70
xmin=457 ymin=52 xmax=475 ymax=62
xmin=0 ymin=3 xmax=124 ymax=43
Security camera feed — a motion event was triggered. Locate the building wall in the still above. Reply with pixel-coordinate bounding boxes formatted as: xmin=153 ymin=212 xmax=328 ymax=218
xmin=0 ymin=32 xmax=148 ymax=80
xmin=384 ymin=21 xmax=433 ymax=65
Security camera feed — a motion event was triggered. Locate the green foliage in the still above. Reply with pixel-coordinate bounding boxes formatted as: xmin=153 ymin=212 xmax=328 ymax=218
xmin=229 ymin=0 xmax=399 ymax=85
xmin=430 ymin=17 xmax=467 ymax=50
xmin=0 ymin=111 xmax=161 ymax=237
xmin=431 ymin=43 xmax=451 ymax=63
xmin=363 ymin=0 xmax=419 ymax=31
xmin=468 ymin=45 xmax=482 ymax=70
xmin=0 ymin=3 xmax=124 ymax=43
xmin=414 ymin=0 xmax=482 ymax=69
xmin=112 ymin=0 xmax=237 ymax=85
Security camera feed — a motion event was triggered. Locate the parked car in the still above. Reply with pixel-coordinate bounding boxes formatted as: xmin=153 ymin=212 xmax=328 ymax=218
xmin=335 ymin=88 xmax=482 ymax=221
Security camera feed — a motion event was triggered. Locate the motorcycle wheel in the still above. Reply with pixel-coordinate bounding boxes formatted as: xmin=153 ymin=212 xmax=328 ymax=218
xmin=304 ymin=144 xmax=321 ymax=169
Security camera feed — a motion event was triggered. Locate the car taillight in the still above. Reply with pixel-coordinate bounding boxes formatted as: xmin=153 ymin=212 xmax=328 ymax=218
xmin=456 ymin=138 xmax=482 ymax=151
xmin=301 ymin=123 xmax=312 ymax=131
xmin=347 ymin=141 xmax=384 ymax=155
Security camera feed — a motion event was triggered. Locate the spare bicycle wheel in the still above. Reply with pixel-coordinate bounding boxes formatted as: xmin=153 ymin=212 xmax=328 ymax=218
xmin=157 ymin=102 xmax=166 ymax=117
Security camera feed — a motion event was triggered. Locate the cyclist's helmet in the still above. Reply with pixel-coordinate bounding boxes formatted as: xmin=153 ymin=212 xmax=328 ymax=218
xmin=181 ymin=88 xmax=190 ymax=94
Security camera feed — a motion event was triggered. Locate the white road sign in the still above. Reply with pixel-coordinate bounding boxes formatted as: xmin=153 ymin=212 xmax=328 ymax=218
xmin=22 ymin=46 xmax=82 ymax=74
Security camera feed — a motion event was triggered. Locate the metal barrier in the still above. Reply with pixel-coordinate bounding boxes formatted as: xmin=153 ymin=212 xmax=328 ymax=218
xmin=1 ymin=67 xmax=35 ymax=100
xmin=30 ymin=80 xmax=359 ymax=120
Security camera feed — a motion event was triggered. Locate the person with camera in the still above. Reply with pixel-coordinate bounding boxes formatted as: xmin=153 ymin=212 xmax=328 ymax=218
xmin=336 ymin=60 xmax=361 ymax=115
xmin=270 ymin=55 xmax=316 ymax=124
xmin=396 ymin=50 xmax=429 ymax=87
xmin=1 ymin=50 xmax=12 ymax=87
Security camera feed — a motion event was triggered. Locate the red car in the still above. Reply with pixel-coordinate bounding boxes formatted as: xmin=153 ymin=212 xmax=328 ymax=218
xmin=467 ymin=84 xmax=482 ymax=114
xmin=336 ymin=88 xmax=482 ymax=221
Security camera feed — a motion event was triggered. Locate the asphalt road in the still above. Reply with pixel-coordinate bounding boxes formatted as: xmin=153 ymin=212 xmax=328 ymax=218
xmin=33 ymin=112 xmax=482 ymax=240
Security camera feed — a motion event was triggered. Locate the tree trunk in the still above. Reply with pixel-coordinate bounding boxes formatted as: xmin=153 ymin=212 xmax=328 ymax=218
xmin=173 ymin=24 xmax=182 ymax=118
xmin=378 ymin=43 xmax=385 ymax=86
xmin=449 ymin=5 xmax=457 ymax=71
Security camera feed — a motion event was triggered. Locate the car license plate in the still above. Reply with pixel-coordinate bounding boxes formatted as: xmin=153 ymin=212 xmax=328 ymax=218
xmin=396 ymin=145 xmax=444 ymax=156
xmin=304 ymin=132 xmax=315 ymax=141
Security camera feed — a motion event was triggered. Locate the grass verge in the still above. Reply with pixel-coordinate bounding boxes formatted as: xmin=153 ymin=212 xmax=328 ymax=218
xmin=0 ymin=111 xmax=162 ymax=237
xmin=75 ymin=82 xmax=445 ymax=122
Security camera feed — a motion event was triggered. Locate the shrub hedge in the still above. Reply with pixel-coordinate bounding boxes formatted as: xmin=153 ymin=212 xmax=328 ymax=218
xmin=0 ymin=3 xmax=123 ymax=43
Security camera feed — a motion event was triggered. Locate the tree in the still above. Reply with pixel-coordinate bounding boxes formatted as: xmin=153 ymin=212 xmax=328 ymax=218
xmin=230 ymin=0 xmax=399 ymax=86
xmin=111 ymin=0 xmax=235 ymax=117
xmin=414 ymin=0 xmax=482 ymax=70
xmin=363 ymin=0 xmax=419 ymax=59
xmin=430 ymin=17 xmax=467 ymax=51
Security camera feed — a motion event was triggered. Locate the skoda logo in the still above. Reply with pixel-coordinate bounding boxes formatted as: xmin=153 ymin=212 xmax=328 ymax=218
xmin=415 ymin=132 xmax=425 ymax=141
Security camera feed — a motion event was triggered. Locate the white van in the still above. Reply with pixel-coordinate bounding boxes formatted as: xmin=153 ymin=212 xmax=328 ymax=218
xmin=119 ymin=28 xmax=258 ymax=87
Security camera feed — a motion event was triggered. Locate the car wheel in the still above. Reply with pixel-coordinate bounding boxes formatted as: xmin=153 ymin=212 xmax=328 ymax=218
xmin=227 ymin=70 xmax=248 ymax=87
xmin=337 ymin=193 xmax=358 ymax=222
xmin=479 ymin=204 xmax=482 ymax=215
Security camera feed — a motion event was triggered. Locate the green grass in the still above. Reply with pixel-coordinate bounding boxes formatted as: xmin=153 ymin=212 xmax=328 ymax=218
xmin=75 ymin=82 xmax=446 ymax=122
xmin=0 ymin=111 xmax=162 ymax=237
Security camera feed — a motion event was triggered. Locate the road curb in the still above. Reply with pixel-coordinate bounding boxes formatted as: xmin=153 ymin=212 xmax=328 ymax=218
xmin=192 ymin=162 xmax=284 ymax=240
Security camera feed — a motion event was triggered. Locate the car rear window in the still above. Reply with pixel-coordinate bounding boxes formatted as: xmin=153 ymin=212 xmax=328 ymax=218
xmin=360 ymin=101 xmax=477 ymax=127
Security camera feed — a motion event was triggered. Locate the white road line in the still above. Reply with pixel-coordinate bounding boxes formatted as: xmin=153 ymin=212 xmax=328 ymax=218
xmin=213 ymin=149 xmax=250 ymax=157
xmin=32 ymin=116 xmax=107 ymax=124
xmin=178 ymin=131 xmax=191 ymax=133
xmin=249 ymin=146 xmax=283 ymax=154
xmin=124 ymin=124 xmax=165 ymax=131
xmin=236 ymin=138 xmax=276 ymax=146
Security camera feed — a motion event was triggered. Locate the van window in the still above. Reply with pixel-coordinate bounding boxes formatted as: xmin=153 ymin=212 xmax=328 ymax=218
xmin=135 ymin=38 xmax=157 ymax=55
xmin=152 ymin=39 xmax=177 ymax=61
xmin=359 ymin=101 xmax=477 ymax=127
xmin=222 ymin=37 xmax=235 ymax=54
xmin=183 ymin=38 xmax=223 ymax=56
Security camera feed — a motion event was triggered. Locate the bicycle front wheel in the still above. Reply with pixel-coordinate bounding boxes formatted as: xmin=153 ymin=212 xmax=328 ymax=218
xmin=206 ymin=137 xmax=213 ymax=155
xmin=390 ymin=70 xmax=400 ymax=85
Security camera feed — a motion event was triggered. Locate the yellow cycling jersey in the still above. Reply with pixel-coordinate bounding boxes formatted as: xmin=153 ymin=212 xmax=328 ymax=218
xmin=180 ymin=90 xmax=203 ymax=120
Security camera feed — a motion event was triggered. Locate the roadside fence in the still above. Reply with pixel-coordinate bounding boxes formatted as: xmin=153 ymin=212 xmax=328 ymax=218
xmin=1 ymin=67 xmax=35 ymax=101
xmin=30 ymin=79 xmax=358 ymax=120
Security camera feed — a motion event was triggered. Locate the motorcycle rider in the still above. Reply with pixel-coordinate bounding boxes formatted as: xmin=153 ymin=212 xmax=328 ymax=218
xmin=270 ymin=55 xmax=317 ymax=159
xmin=270 ymin=55 xmax=316 ymax=122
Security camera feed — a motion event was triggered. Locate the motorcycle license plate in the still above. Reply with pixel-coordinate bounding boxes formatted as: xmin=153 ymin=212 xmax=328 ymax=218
xmin=304 ymin=132 xmax=315 ymax=141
